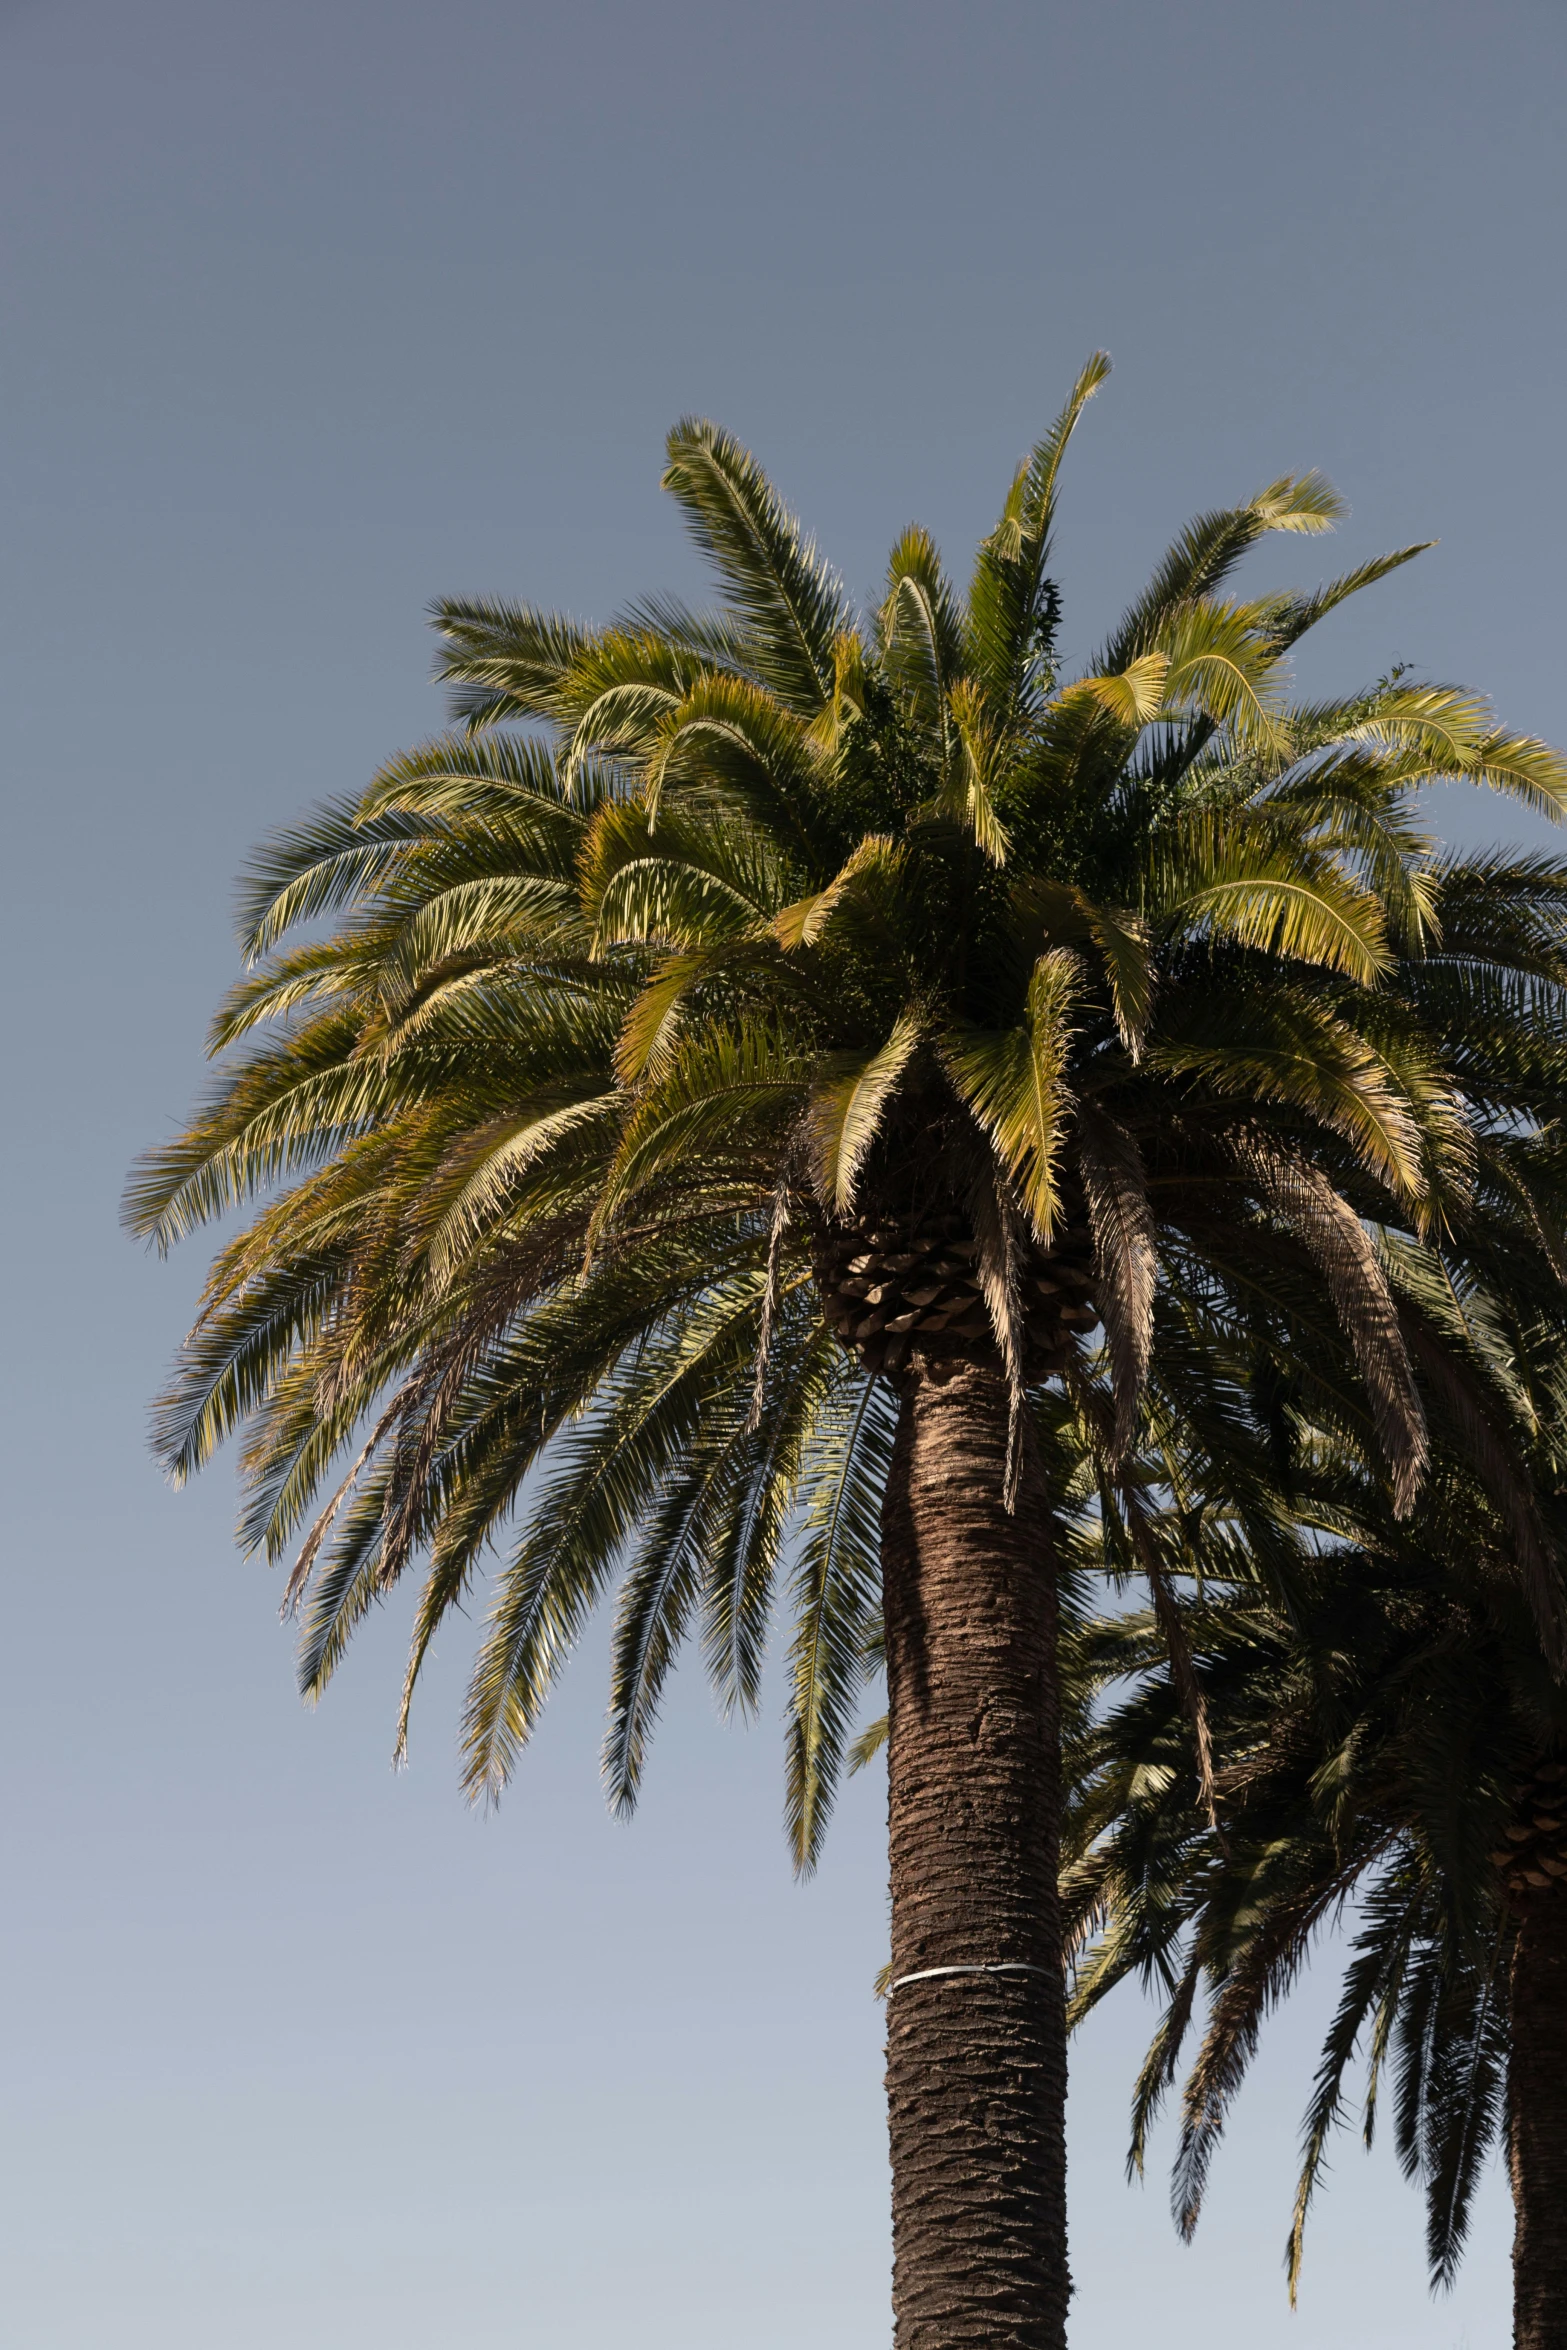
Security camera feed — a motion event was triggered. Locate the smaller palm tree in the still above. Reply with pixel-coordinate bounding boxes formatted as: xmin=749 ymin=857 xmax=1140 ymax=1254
xmin=1067 ymin=1346 xmax=1567 ymax=2349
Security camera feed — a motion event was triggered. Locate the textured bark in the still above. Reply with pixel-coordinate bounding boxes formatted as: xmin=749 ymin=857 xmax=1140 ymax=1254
xmin=1511 ymin=1894 xmax=1567 ymax=2349
xmin=882 ymin=1356 xmax=1069 ymax=2350
xmin=814 ymin=1209 xmax=1096 ymax=1384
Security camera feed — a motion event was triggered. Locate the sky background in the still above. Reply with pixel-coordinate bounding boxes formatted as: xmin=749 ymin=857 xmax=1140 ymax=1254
xmin=2 ymin=1 xmax=1564 ymax=2342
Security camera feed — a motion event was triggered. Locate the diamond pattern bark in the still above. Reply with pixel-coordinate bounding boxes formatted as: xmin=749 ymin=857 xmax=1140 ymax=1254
xmin=881 ymin=1358 xmax=1070 ymax=2350
xmin=1499 ymin=1759 xmax=1567 ymax=2348
xmin=815 ymin=1210 xmax=1097 ymax=1382
xmin=1510 ymin=1881 xmax=1567 ymax=2350
xmin=1492 ymin=1761 xmax=1567 ymax=1903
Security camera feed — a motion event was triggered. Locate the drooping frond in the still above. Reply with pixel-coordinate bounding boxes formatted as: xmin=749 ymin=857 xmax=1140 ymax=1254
xmin=785 ymin=1372 xmax=898 ymax=1870
xmin=1158 ymin=809 xmax=1393 ymax=984
xmin=1239 ymin=1144 xmax=1427 ymax=1512
xmin=1077 ymin=1109 xmax=1156 ymax=1458
xmin=940 ymin=951 xmax=1079 ymax=1241
xmin=807 ymin=1014 xmax=924 ymax=1216
xmin=460 ymin=1275 xmax=772 ymax=1801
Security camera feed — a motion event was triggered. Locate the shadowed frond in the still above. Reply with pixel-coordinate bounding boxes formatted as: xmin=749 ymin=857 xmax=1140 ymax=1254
xmin=1077 ymin=1109 xmax=1156 ymax=1459
xmin=786 ymin=1374 xmax=898 ymax=1870
xmin=1240 ymin=1144 xmax=1426 ymax=1512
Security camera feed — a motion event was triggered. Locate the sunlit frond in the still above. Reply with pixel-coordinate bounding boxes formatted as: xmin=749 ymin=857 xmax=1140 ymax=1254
xmin=1098 ymin=472 xmax=1344 ymax=671
xmin=967 ymin=350 xmax=1110 ymax=718
xmin=1158 ymin=811 xmax=1393 ymax=984
xmin=941 ymin=950 xmax=1079 ymax=1240
xmin=880 ymin=526 xmax=967 ymax=746
xmin=807 ymin=1014 xmax=924 ymax=1215
xmin=429 ymin=596 xmax=593 ymax=729
xmin=941 ymin=677 xmax=1012 ymax=860
xmin=661 ymin=417 xmax=852 ymax=713
xmin=1251 ymin=542 xmax=1433 ymax=653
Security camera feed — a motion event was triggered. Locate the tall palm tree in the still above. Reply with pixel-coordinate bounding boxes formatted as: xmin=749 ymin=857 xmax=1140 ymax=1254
xmin=1067 ymin=1345 xmax=1567 ymax=2346
xmin=128 ymin=357 xmax=1567 ymax=2348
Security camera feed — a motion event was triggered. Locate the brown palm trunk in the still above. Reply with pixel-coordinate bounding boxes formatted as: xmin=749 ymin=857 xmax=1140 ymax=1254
xmin=881 ymin=1356 xmax=1070 ymax=2350
xmin=1510 ymin=1893 xmax=1567 ymax=2348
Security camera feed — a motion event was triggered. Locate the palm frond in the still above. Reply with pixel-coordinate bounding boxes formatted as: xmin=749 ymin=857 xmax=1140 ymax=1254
xmin=940 ymin=951 xmax=1079 ymax=1241
xmin=1078 ymin=1109 xmax=1156 ymax=1458
xmin=429 ymin=597 xmax=592 ymax=729
xmin=807 ymin=1014 xmax=924 ymax=1215
xmin=661 ymin=418 xmax=851 ymax=713
xmin=967 ymin=351 xmax=1110 ymax=716
xmin=785 ymin=1373 xmax=898 ymax=1869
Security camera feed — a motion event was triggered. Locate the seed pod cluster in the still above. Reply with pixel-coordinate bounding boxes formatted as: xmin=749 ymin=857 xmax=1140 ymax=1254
xmin=1493 ymin=1760 xmax=1567 ymax=1905
xmin=813 ymin=1211 xmax=1098 ymax=1380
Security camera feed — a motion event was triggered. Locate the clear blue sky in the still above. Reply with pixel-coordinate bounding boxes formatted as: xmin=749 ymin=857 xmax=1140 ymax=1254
xmin=2 ymin=2 xmax=1563 ymax=2342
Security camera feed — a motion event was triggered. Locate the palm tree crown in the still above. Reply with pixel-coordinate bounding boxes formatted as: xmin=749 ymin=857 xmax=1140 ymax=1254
xmin=127 ymin=354 xmax=1567 ymax=1850
xmin=130 ymin=356 xmax=1567 ymax=2350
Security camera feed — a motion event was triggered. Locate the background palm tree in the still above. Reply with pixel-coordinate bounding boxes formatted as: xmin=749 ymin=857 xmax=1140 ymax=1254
xmin=1062 ymin=811 xmax=1567 ymax=2346
xmin=1067 ymin=1322 xmax=1567 ymax=2347
xmin=128 ymin=358 xmax=1567 ymax=2348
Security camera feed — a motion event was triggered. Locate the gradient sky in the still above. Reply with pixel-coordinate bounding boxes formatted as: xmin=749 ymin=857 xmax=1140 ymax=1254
xmin=2 ymin=2 xmax=1564 ymax=2343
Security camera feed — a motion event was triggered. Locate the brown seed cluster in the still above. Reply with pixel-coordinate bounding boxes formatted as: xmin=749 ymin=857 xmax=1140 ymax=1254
xmin=1494 ymin=1761 xmax=1567 ymax=1905
xmin=814 ymin=1211 xmax=1099 ymax=1381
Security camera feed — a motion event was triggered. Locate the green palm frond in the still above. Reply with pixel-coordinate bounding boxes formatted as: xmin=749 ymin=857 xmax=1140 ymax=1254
xmin=1098 ymin=472 xmax=1343 ymax=672
xmin=1156 ymin=601 xmax=1292 ymax=758
xmin=593 ymin=1018 xmax=808 ymax=1229
xmin=640 ymin=671 xmax=830 ymax=859
xmin=460 ymin=1274 xmax=772 ymax=1800
xmin=807 ymin=1014 xmax=925 ymax=1215
xmin=1054 ymin=653 xmax=1171 ymax=731
xmin=940 ymin=677 xmax=1013 ymax=860
xmin=429 ymin=596 xmax=593 ymax=729
xmin=786 ymin=1373 xmax=898 ymax=1870
xmin=941 ymin=951 xmax=1079 ymax=1240
xmin=880 ymin=526 xmax=966 ymax=743
xmin=1159 ymin=818 xmax=1393 ymax=984
xmin=1253 ymin=542 xmax=1433 ymax=654
xmin=967 ymin=350 xmax=1110 ymax=718
xmin=1152 ymin=985 xmax=1428 ymax=1207
xmin=772 ymin=833 xmax=908 ymax=954
xmin=660 ymin=418 xmax=851 ymax=713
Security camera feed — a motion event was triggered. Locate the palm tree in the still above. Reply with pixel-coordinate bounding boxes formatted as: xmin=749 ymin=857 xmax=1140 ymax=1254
xmin=127 ymin=356 xmax=1567 ymax=2348
xmin=1067 ymin=1359 xmax=1567 ymax=2346
xmin=1059 ymin=819 xmax=1567 ymax=2349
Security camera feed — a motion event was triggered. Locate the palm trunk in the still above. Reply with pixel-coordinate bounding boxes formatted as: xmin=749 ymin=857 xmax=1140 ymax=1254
xmin=1510 ymin=1894 xmax=1567 ymax=2348
xmin=881 ymin=1356 xmax=1070 ymax=2350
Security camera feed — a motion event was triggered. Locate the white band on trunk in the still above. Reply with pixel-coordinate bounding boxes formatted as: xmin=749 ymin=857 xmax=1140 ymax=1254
xmin=889 ymin=1962 xmax=1051 ymax=1991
